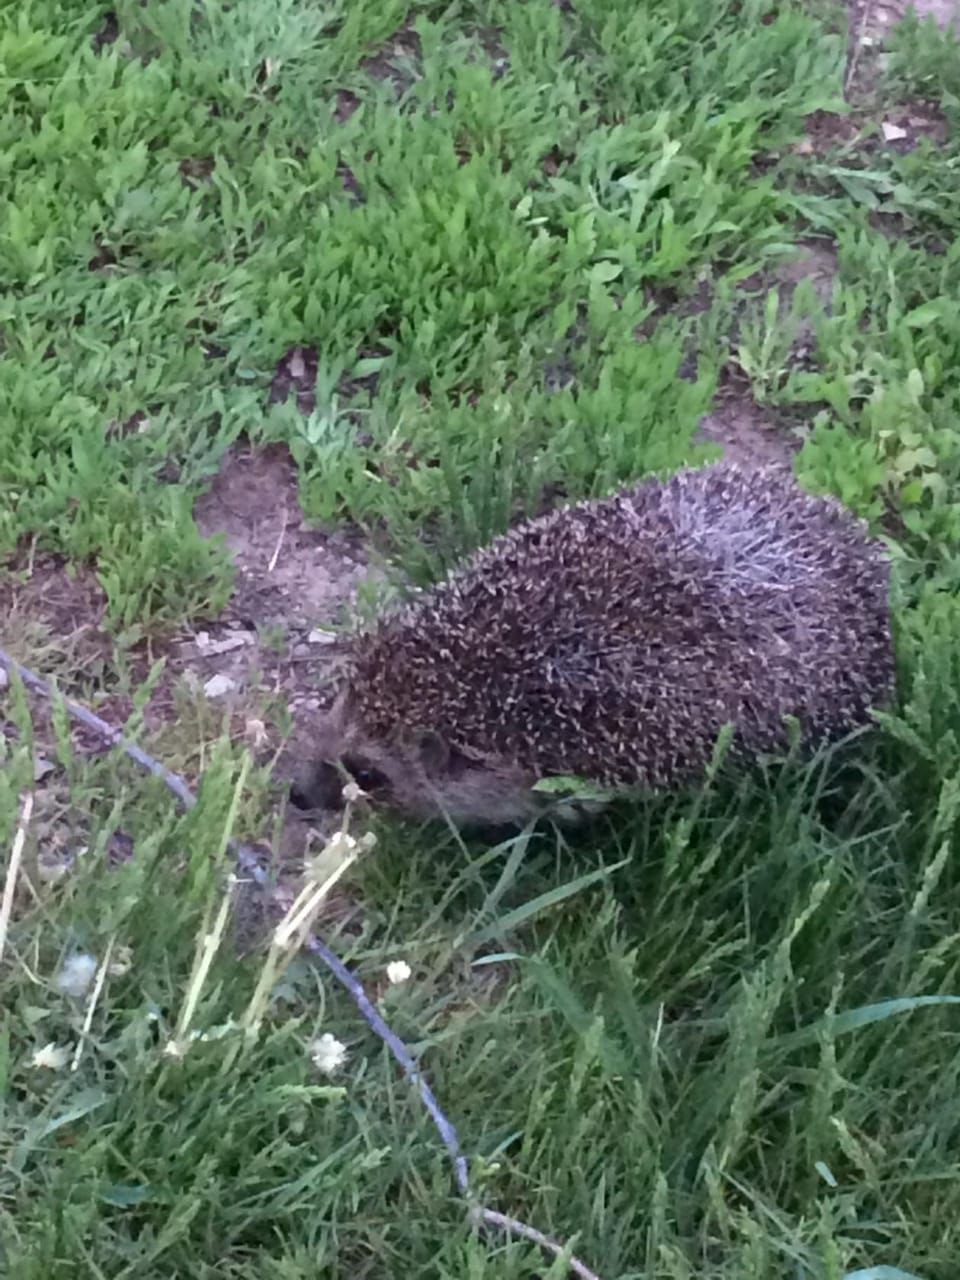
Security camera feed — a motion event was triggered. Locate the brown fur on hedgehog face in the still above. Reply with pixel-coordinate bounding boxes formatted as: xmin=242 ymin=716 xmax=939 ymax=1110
xmin=293 ymin=692 xmax=552 ymax=827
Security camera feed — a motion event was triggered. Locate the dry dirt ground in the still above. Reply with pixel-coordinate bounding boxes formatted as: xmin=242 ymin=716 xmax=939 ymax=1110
xmin=862 ymin=0 xmax=959 ymax=39
xmin=3 ymin=0 xmax=959 ymax=861
xmin=0 ymin=442 xmax=373 ymax=867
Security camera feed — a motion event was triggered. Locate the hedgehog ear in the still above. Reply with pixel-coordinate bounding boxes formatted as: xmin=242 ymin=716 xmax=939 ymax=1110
xmin=413 ymin=728 xmax=450 ymax=776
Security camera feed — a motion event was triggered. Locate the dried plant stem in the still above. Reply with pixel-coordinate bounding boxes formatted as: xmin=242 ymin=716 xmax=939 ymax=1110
xmin=72 ymin=933 xmax=116 ymax=1072
xmin=0 ymin=791 xmax=34 ymax=964
xmin=267 ymin=507 xmax=289 ymax=574
xmin=176 ymin=877 xmax=239 ymax=1045
xmin=844 ymin=0 xmax=876 ymax=95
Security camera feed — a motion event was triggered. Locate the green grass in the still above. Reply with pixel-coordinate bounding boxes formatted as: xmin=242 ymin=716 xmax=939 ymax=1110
xmin=4 ymin=0 xmax=960 ymax=1276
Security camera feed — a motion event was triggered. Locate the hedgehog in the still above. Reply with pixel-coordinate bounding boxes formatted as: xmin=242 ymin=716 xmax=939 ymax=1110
xmin=294 ymin=462 xmax=895 ymax=827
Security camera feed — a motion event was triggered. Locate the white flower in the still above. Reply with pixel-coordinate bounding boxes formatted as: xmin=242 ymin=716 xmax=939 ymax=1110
xmin=55 ymin=952 xmax=98 ymax=998
xmin=108 ymin=946 xmax=133 ymax=977
xmin=31 ymin=1042 xmax=71 ymax=1070
xmin=386 ymin=960 xmax=411 ymax=985
xmin=310 ymin=1032 xmax=347 ymax=1075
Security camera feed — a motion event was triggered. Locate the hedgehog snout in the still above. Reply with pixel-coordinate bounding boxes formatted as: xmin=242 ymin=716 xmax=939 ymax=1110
xmin=289 ymin=759 xmax=350 ymax=812
xmin=290 ymin=751 xmax=394 ymax=812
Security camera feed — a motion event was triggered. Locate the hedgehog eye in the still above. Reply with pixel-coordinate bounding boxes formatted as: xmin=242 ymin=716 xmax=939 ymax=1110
xmin=342 ymin=756 xmax=389 ymax=793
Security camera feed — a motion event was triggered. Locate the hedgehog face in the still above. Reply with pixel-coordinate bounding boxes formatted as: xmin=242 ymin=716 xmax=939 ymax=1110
xmin=292 ymin=697 xmax=558 ymax=828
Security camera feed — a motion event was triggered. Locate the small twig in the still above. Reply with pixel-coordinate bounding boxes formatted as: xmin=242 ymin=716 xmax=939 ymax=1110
xmin=0 ymin=645 xmax=604 ymax=1279
xmin=0 ymin=791 xmax=34 ymax=964
xmin=474 ymin=1209 xmax=602 ymax=1280
xmin=301 ymin=925 xmax=470 ymax=1193
xmin=844 ymin=0 xmax=876 ymax=96
xmin=0 ymin=647 xmax=196 ymax=811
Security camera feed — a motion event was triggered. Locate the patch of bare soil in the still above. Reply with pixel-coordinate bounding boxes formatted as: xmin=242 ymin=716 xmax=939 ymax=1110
xmin=193 ymin=441 xmax=368 ymax=633
xmin=708 ymin=0 xmax=956 ymax=463
xmin=468 ymin=25 xmax=509 ymax=78
xmin=847 ymin=0 xmax=960 ymax=96
xmin=859 ymin=0 xmax=960 ymax=38
xmin=190 ymin=441 xmax=373 ymax=823
xmin=775 ymin=244 xmax=840 ymax=300
xmin=690 ymin=244 xmax=839 ymax=467
xmin=360 ymin=23 xmax=423 ymax=97
xmin=786 ymin=0 xmax=955 ymax=161
xmin=799 ymin=99 xmax=949 ymax=160
xmin=795 ymin=100 xmax=948 ymax=164
xmin=696 ymin=393 xmax=801 ymax=467
xmin=268 ymin=346 xmax=320 ymax=415
xmin=1 ymin=443 xmax=375 ymax=885
xmin=799 ymin=109 xmax=862 ymax=155
xmin=91 ymin=10 xmax=119 ymax=52
xmin=0 ymin=551 xmax=111 ymax=675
